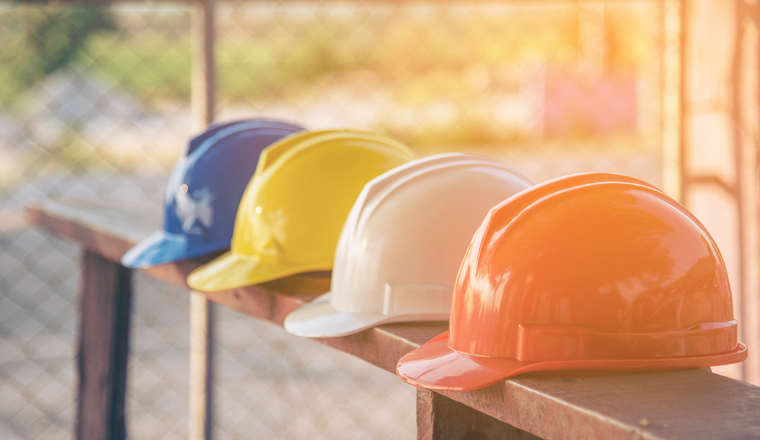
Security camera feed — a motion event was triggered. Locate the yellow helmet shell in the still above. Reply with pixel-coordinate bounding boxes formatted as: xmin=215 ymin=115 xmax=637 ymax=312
xmin=187 ymin=130 xmax=417 ymax=291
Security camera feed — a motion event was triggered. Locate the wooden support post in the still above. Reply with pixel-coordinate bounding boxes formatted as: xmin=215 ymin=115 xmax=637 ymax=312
xmin=661 ymin=0 xmax=683 ymax=202
xmin=577 ymin=1 xmax=606 ymax=79
xmin=190 ymin=0 xmax=216 ymax=439
xmin=189 ymin=292 xmax=214 ymax=440
xmin=76 ymin=251 xmax=132 ymax=440
xmin=680 ymin=0 xmax=760 ymax=384
xmin=745 ymin=0 xmax=760 ymax=386
xmin=416 ymin=389 xmax=541 ymax=440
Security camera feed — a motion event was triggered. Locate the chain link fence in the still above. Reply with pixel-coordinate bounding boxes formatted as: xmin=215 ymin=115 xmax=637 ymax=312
xmin=1 ymin=2 xmax=665 ymax=439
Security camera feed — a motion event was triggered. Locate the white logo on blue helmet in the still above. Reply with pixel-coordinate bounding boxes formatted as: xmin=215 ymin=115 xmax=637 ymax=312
xmin=176 ymin=186 xmax=215 ymax=237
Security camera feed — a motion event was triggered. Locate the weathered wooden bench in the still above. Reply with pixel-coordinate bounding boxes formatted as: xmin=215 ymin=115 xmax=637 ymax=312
xmin=27 ymin=197 xmax=760 ymax=440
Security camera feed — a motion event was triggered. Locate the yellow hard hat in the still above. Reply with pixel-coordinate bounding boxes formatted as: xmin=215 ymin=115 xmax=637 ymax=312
xmin=187 ymin=130 xmax=417 ymax=291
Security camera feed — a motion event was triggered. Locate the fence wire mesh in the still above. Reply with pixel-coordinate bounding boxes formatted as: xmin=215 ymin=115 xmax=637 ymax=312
xmin=1 ymin=2 xmax=665 ymax=439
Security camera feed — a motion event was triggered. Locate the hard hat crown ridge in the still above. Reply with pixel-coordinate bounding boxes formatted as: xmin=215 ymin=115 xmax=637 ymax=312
xmin=121 ymin=119 xmax=304 ymax=269
xmin=397 ymin=172 xmax=747 ymax=391
xmin=284 ymin=153 xmax=535 ymax=337
xmin=186 ymin=130 xmax=418 ymax=292
xmin=184 ymin=119 xmax=302 ymax=156
xmin=251 ymin=130 xmax=341 ymax=173
xmin=453 ymin=179 xmax=734 ymax=357
xmin=161 ymin=124 xmax=303 ymax=238
xmin=346 ymin=154 xmax=532 ymax=243
xmin=230 ymin=131 xmax=418 ymax=261
xmin=459 ymin=173 xmax=660 ymax=281
xmin=253 ymin=130 xmax=414 ymax=174
xmin=332 ymin=153 xmax=534 ymax=315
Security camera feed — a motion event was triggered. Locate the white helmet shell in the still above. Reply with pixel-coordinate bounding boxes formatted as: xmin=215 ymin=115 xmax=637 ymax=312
xmin=284 ymin=153 xmax=534 ymax=337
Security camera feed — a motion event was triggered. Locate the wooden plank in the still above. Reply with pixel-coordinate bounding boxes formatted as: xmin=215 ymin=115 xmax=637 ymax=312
xmin=76 ymin=251 xmax=132 ymax=440
xmin=441 ymin=368 xmax=760 ymax=440
xmin=28 ymin=198 xmax=760 ymax=440
xmin=417 ymin=388 xmax=541 ymax=440
xmin=26 ymin=198 xmax=155 ymax=261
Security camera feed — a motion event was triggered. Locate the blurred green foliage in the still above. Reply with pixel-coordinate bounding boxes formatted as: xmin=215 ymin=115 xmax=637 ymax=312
xmin=76 ymin=5 xmax=653 ymax=103
xmin=0 ymin=4 xmax=656 ymax=147
xmin=0 ymin=5 xmax=114 ymax=106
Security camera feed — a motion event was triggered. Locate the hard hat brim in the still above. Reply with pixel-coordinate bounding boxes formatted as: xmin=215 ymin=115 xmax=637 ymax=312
xmin=284 ymin=292 xmax=449 ymax=338
xmin=187 ymin=251 xmax=330 ymax=292
xmin=397 ymin=331 xmax=749 ymax=391
xmin=122 ymin=230 xmax=221 ymax=269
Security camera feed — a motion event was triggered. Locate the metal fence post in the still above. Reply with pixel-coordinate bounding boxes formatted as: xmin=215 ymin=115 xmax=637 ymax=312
xmin=190 ymin=0 xmax=216 ymax=438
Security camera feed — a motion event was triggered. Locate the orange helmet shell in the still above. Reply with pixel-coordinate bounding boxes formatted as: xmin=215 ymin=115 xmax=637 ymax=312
xmin=397 ymin=173 xmax=747 ymax=391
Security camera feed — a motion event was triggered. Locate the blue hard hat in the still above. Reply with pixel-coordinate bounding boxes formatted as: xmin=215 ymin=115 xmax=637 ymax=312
xmin=121 ymin=119 xmax=304 ymax=268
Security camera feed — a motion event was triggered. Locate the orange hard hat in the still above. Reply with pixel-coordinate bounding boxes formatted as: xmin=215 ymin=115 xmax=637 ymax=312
xmin=397 ymin=173 xmax=747 ymax=391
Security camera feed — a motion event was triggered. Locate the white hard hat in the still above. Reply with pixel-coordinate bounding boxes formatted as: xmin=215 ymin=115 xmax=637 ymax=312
xmin=284 ymin=153 xmax=534 ymax=337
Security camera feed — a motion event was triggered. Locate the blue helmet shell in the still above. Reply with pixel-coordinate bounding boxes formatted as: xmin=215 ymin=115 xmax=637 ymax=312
xmin=122 ymin=119 xmax=304 ymax=268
